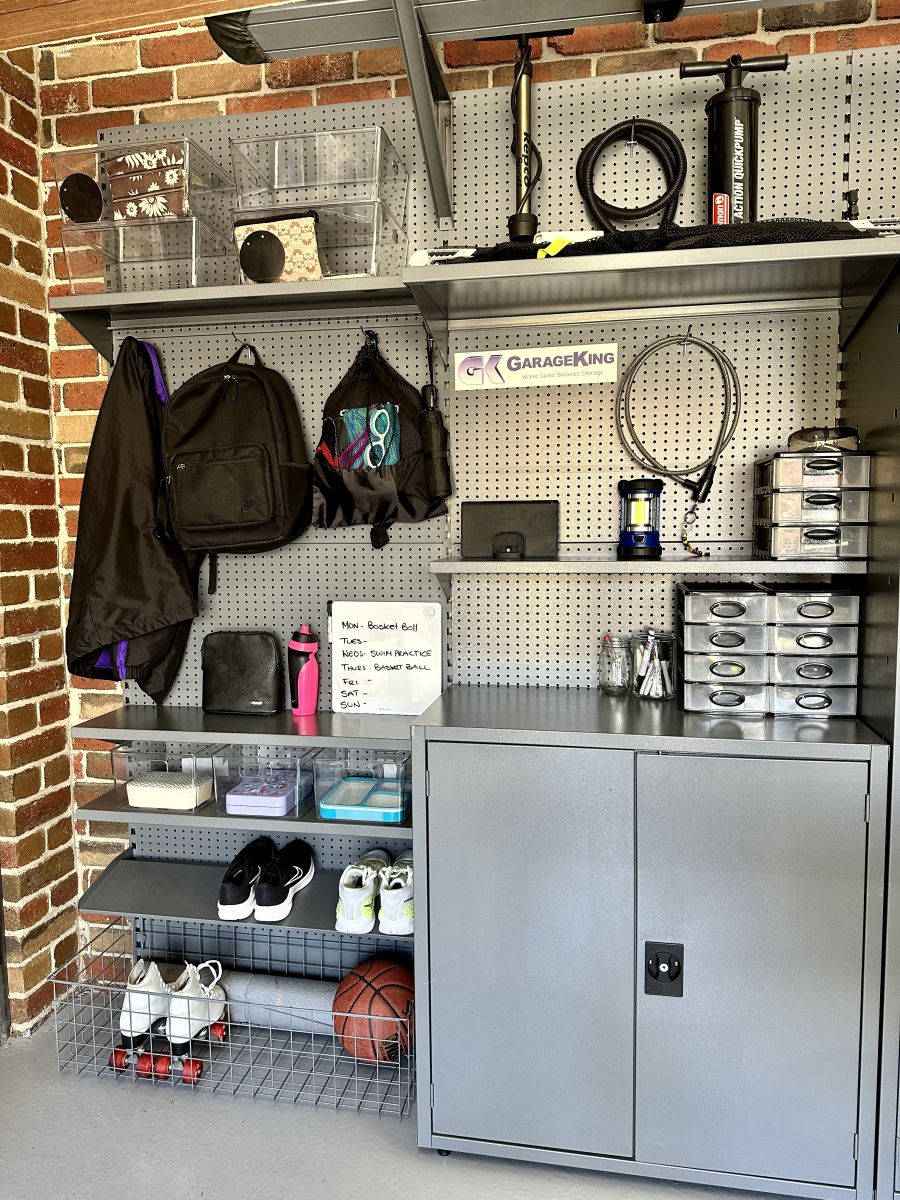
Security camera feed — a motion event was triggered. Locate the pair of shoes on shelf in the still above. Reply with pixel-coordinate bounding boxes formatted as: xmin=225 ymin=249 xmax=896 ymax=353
xmin=335 ymin=849 xmax=413 ymax=936
xmin=217 ymin=836 xmax=315 ymax=923
xmin=120 ymin=959 xmax=226 ymax=1049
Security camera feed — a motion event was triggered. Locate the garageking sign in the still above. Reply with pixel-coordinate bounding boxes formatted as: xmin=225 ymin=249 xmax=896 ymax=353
xmin=454 ymin=342 xmax=618 ymax=390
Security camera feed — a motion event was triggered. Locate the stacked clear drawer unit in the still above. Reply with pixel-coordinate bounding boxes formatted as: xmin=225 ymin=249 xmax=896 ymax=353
xmin=753 ymin=450 xmax=872 ymax=561
xmin=678 ymin=583 xmax=860 ymax=716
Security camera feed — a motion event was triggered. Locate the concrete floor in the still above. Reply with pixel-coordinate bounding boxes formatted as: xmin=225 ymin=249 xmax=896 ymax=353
xmin=0 ymin=1024 xmax=773 ymax=1200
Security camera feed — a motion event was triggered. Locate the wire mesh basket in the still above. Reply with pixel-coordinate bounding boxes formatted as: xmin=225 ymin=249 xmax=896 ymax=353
xmin=53 ymin=921 xmax=415 ymax=1116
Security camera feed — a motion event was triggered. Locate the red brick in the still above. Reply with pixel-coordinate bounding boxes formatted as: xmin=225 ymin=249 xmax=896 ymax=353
xmin=50 ymin=873 xmax=78 ymax=909
xmin=53 ymin=316 xmax=89 ymax=348
xmin=0 ymin=408 xmax=51 ymax=440
xmin=7 ymin=48 xmax=35 ymax=73
xmin=356 ymin=47 xmax=406 ymax=76
xmin=0 ymin=475 xmax=54 ymax=506
xmin=177 ymin=62 xmax=260 ymax=99
xmin=3 ymin=893 xmax=50 ymax=933
xmin=56 ymin=42 xmax=137 ymax=80
xmin=776 ymin=33 xmax=812 ymax=52
xmin=40 ymin=81 xmax=90 ymax=116
xmin=596 ymin=48 xmax=698 ymax=74
xmin=13 ymin=767 xmax=41 ymax=802
xmin=19 ymin=309 xmax=49 ymax=345
xmin=265 ymin=54 xmax=352 ymax=90
xmin=226 ymin=91 xmax=313 ymax=114
xmin=59 ymin=477 xmax=83 ymax=506
xmin=703 ymin=39 xmax=781 ymax=60
xmin=139 ymin=100 xmax=221 ymax=123
xmin=9 ymin=98 xmax=39 ymax=145
xmin=14 ymin=241 xmax=44 ymax=277
xmin=655 ymin=10 xmax=758 ymax=41
xmin=534 ymin=60 xmax=593 ymax=83
xmin=1 ymin=639 xmax=33 ymax=670
xmin=9 ymin=980 xmax=54 ymax=1026
xmin=0 ymin=828 xmax=44 ymax=869
xmin=0 ymin=195 xmax=41 ymax=242
xmin=0 ymin=576 xmax=29 ymax=605
xmin=0 ymin=541 xmax=58 ymax=573
xmin=43 ymin=753 xmax=70 ymax=786
xmin=0 ymin=725 xmax=69 ymax=773
xmin=0 ymin=301 xmax=15 ymax=335
xmin=0 ymin=335 xmax=45 ymax=377
xmin=316 ymin=81 xmax=392 ymax=105
xmin=23 ymin=377 xmax=51 ymax=410
xmin=816 ymin=22 xmax=900 ymax=47
xmin=444 ymin=38 xmax=542 ymax=68
xmin=0 ymin=58 xmax=36 ymax=106
xmin=11 ymin=170 xmax=39 ymax=211
xmin=0 ymin=233 xmax=12 ymax=265
xmin=93 ymin=71 xmax=173 ymax=108
xmin=29 ymin=508 xmax=59 ymax=536
xmin=46 ymin=819 xmax=72 ymax=854
xmin=0 ymin=505 xmax=27 ymax=535
xmin=0 ymin=127 xmax=38 ymax=177
xmin=50 ymin=348 xmax=100 ymax=378
xmin=140 ymin=30 xmax=221 ymax=68
xmin=0 ymin=602 xmax=61 ymax=637
xmin=550 ymin=24 xmax=647 ymax=53
xmin=40 ymin=694 xmax=70 ymax=726
xmin=56 ymin=109 xmax=134 ymax=148
xmin=60 ymin=380 xmax=105 ymax=411
xmin=763 ymin=0 xmax=870 ymax=28
xmin=98 ymin=23 xmax=176 ymax=39
xmin=34 ymin=572 xmax=60 ymax=602
xmin=878 ymin=0 xmax=900 ymax=16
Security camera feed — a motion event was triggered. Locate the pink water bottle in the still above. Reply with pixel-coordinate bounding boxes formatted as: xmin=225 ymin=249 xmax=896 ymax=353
xmin=289 ymin=625 xmax=319 ymax=716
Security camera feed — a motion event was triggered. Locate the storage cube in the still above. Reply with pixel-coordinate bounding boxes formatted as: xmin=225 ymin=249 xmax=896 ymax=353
xmin=682 ymin=683 xmax=768 ymax=715
xmin=754 ymin=522 xmax=868 ymax=560
xmin=313 ymin=749 xmax=411 ymax=824
xmin=112 ymin=743 xmax=229 ymax=811
xmin=221 ymin=745 xmax=314 ymax=818
xmin=755 ymin=451 xmax=871 ymax=491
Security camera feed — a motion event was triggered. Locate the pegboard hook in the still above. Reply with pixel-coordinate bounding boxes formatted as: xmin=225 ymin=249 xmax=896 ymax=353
xmin=681 ymin=324 xmax=693 ymax=353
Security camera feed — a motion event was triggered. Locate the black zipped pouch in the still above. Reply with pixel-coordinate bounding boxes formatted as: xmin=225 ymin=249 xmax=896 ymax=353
xmin=201 ymin=631 xmax=284 ymax=715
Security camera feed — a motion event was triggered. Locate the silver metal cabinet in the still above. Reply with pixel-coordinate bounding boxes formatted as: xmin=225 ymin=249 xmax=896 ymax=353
xmin=425 ymin=740 xmax=635 ymax=1156
xmin=636 ymin=754 xmax=868 ymax=1185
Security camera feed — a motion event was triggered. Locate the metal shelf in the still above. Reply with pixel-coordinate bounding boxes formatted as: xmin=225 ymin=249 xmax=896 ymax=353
xmin=77 ymin=784 xmax=412 ymax=840
xmin=431 ymin=553 xmax=867 ymax=580
xmin=73 ymin=707 xmax=414 ymax=749
xmin=79 ymin=856 xmax=411 ymax=941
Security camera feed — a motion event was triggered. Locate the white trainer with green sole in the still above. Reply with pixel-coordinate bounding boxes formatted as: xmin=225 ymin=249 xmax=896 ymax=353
xmin=335 ymin=849 xmax=391 ymax=934
xmin=378 ymin=849 xmax=414 ymax=936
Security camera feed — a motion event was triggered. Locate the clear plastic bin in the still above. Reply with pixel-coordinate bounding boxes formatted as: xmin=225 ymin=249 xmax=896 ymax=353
xmin=313 ymin=749 xmax=411 ymax=824
xmin=682 ymin=683 xmax=768 ymax=715
xmin=231 ymin=128 xmax=408 ymax=226
xmin=755 ymin=489 xmax=870 ymax=524
xmin=221 ymin=745 xmax=314 ymax=818
xmin=754 ymin=522 xmax=868 ymax=560
xmin=53 ymin=139 xmax=235 ymax=233
xmin=680 ymin=653 xmax=769 ymax=685
xmin=679 ymin=583 xmax=770 ymax=625
xmin=61 ymin=217 xmax=240 ymax=294
xmin=112 ymin=743 xmax=229 ymax=811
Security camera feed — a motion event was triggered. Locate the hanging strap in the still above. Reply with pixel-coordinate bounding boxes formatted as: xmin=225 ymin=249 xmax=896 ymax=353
xmin=228 ymin=341 xmax=258 ymax=365
xmin=207 ymin=553 xmax=218 ymax=595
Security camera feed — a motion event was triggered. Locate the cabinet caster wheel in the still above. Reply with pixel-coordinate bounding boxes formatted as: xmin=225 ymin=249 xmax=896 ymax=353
xmin=109 ymin=1046 xmax=129 ymax=1072
xmin=135 ymin=1052 xmax=155 ymax=1079
xmin=182 ymin=1057 xmax=203 ymax=1084
xmin=437 ymin=1150 xmax=451 ymax=1157
xmin=209 ymin=1022 xmax=227 ymax=1043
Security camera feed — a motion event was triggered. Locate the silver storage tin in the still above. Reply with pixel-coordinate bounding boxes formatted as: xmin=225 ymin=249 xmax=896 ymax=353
xmin=755 ymin=451 xmax=871 ymax=490
xmin=679 ymin=620 xmax=769 ymax=655
xmin=769 ymin=624 xmax=859 ymax=655
xmin=771 ymin=590 xmax=860 ymax=625
xmin=770 ymin=685 xmax=858 ymax=717
xmin=681 ymin=653 xmax=770 ymax=684
xmin=679 ymin=584 xmax=770 ymax=625
xmin=683 ymin=683 xmax=768 ymax=714
xmin=754 ymin=522 xmax=869 ymax=560
xmin=754 ymin=489 xmax=870 ymax=524
xmin=769 ymin=655 xmax=859 ymax=686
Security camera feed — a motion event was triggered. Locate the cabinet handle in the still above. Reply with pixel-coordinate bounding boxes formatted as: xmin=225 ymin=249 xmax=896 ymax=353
xmin=709 ymin=631 xmax=744 ymax=648
xmin=805 ymin=492 xmax=840 ymax=508
xmin=796 ymin=692 xmax=833 ymax=710
xmin=796 ymin=631 xmax=833 ymax=649
xmin=796 ymin=661 xmax=833 ymax=680
xmin=710 ymin=690 xmax=746 ymax=707
xmin=802 ymin=526 xmax=840 ymax=543
xmin=797 ymin=601 xmax=835 ymax=619
xmin=709 ymin=601 xmax=747 ymax=618
xmin=805 ymin=456 xmax=841 ymax=474
xmin=710 ymin=660 xmax=745 ymax=677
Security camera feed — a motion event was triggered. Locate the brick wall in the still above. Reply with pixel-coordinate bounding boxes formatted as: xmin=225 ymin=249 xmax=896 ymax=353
xmin=0 ymin=46 xmax=77 ymax=1035
xmin=0 ymin=0 xmax=895 ymax=1033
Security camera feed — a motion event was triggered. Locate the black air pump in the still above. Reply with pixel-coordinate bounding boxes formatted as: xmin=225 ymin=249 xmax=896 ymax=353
xmin=681 ymin=53 xmax=788 ymax=226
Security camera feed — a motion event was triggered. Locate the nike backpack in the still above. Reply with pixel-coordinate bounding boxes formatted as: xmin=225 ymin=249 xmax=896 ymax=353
xmin=162 ymin=344 xmax=312 ymax=553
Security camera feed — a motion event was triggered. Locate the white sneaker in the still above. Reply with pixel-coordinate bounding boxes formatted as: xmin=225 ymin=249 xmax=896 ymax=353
xmin=335 ymin=849 xmax=391 ymax=934
xmin=378 ymin=850 xmax=414 ymax=936
xmin=119 ymin=960 xmax=170 ymax=1039
xmin=165 ymin=960 xmax=226 ymax=1048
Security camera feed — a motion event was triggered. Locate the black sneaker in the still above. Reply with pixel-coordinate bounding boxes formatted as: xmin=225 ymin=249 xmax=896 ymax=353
xmin=217 ymin=836 xmax=276 ymax=920
xmin=254 ymin=840 xmax=316 ymax=922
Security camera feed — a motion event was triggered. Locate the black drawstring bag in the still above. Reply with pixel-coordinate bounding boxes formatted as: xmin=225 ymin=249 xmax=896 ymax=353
xmin=313 ymin=331 xmax=449 ymax=547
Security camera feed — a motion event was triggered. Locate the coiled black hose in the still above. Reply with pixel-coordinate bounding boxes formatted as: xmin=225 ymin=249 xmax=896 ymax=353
xmin=576 ymin=119 xmax=687 ymax=234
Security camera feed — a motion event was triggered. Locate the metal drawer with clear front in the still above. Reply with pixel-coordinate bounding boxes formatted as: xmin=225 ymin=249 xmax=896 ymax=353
xmin=769 ymin=625 xmax=859 ymax=656
xmin=679 ymin=584 xmax=770 ymax=626
xmin=755 ymin=490 xmax=870 ymax=524
xmin=680 ymin=620 xmax=769 ymax=655
xmin=755 ymin=523 xmax=868 ymax=560
xmin=770 ymin=685 xmax=858 ymax=717
xmin=771 ymin=590 xmax=860 ymax=626
xmin=769 ymin=656 xmax=859 ymax=686
xmin=681 ymin=654 xmax=770 ymax=685
xmin=755 ymin=451 xmax=871 ymax=491
xmin=683 ymin=683 xmax=768 ymax=714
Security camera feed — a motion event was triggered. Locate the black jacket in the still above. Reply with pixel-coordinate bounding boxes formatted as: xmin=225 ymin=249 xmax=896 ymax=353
xmin=66 ymin=337 xmax=200 ymax=702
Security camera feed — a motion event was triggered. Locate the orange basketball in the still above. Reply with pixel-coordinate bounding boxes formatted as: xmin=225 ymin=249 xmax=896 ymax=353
xmin=333 ymin=958 xmax=415 ymax=1062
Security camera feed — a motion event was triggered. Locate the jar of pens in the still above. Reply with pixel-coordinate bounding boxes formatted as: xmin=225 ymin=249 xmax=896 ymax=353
xmin=631 ymin=629 xmax=675 ymax=700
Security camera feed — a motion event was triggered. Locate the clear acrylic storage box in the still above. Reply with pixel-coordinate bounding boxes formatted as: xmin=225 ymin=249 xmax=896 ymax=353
xmin=221 ymin=746 xmax=314 ymax=818
xmin=52 ymin=139 xmax=235 ymax=233
xmin=61 ymin=216 xmax=240 ymax=294
xmin=313 ymin=749 xmax=411 ymax=824
xmin=230 ymin=128 xmax=408 ymax=225
xmin=112 ymin=743 xmax=229 ymax=811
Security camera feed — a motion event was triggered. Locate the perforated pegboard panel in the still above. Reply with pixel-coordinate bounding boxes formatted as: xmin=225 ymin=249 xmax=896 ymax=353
xmin=849 ymin=48 xmax=900 ymax=221
xmin=112 ymin=312 xmax=446 ymax=707
xmin=132 ymin=825 xmax=410 ymax=870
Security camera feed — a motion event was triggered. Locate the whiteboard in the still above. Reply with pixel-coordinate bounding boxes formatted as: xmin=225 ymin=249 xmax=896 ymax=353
xmin=328 ymin=601 xmax=444 ymax=716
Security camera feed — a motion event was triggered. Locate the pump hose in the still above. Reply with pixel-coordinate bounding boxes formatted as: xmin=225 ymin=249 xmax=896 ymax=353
xmin=576 ymin=119 xmax=687 ymax=234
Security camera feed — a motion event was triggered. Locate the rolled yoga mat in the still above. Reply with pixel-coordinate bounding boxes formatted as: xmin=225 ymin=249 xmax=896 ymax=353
xmin=220 ymin=971 xmax=337 ymax=1036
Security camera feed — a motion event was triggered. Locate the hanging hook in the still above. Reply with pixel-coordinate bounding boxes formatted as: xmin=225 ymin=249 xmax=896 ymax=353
xmin=681 ymin=323 xmax=694 ymax=354
xmin=361 ymin=328 xmax=378 ymax=344
xmin=627 ymin=119 xmax=637 ymax=157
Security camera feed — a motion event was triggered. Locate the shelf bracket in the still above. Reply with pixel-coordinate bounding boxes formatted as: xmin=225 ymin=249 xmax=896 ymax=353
xmin=391 ymin=0 xmax=454 ymax=231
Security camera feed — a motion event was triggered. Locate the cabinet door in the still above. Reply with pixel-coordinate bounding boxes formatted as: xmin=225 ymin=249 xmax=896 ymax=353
xmin=427 ymin=741 xmax=635 ymax=1157
xmin=636 ymin=754 xmax=868 ymax=1185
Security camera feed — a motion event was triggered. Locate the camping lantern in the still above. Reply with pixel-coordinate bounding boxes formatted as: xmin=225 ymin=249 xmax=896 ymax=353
xmin=617 ymin=478 xmax=664 ymax=560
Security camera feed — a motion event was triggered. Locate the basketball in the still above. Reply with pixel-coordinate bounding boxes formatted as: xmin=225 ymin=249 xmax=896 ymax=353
xmin=333 ymin=958 xmax=415 ymax=1062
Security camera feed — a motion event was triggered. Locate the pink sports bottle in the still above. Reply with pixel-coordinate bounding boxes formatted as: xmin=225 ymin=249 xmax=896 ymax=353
xmin=288 ymin=625 xmax=319 ymax=716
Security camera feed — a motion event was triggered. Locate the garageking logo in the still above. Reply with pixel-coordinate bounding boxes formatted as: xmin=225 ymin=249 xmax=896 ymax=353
xmin=454 ymin=342 xmax=618 ymax=390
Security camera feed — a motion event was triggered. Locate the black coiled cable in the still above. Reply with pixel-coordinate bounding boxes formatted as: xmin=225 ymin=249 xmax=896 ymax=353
xmin=576 ymin=119 xmax=687 ymax=234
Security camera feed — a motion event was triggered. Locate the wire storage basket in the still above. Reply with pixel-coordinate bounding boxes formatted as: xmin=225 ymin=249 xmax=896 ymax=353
xmin=53 ymin=921 xmax=415 ymax=1117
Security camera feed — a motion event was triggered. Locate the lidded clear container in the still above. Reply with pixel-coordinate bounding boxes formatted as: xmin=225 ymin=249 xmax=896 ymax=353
xmin=599 ymin=634 xmax=632 ymax=696
xmin=313 ymin=749 xmax=411 ymax=824
xmin=112 ymin=742 xmax=229 ymax=812
xmin=631 ymin=630 xmax=675 ymax=700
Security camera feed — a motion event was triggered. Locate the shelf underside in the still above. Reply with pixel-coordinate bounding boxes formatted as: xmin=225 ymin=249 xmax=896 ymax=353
xmin=431 ymin=554 xmax=867 ymax=578
xmin=80 ymin=858 xmax=411 ymax=941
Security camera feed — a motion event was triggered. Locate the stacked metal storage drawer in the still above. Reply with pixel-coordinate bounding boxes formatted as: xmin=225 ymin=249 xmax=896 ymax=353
xmin=678 ymin=583 xmax=860 ymax=716
xmin=753 ymin=450 xmax=871 ymax=560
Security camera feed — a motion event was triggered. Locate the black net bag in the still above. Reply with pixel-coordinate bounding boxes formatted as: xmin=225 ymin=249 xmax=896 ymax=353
xmin=313 ymin=331 xmax=449 ymax=547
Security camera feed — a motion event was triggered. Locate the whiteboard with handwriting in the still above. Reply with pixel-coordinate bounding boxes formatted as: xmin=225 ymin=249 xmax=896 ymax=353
xmin=328 ymin=601 xmax=444 ymax=716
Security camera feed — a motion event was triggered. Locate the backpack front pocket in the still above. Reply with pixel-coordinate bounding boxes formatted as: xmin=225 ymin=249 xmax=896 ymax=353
xmin=171 ymin=444 xmax=274 ymax=531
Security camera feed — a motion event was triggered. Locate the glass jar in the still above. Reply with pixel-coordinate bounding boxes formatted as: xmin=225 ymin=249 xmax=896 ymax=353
xmin=600 ymin=635 xmax=632 ymax=696
xmin=631 ymin=630 xmax=675 ymax=700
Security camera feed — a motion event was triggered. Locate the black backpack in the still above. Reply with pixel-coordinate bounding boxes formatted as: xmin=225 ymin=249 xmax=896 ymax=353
xmin=162 ymin=344 xmax=312 ymax=553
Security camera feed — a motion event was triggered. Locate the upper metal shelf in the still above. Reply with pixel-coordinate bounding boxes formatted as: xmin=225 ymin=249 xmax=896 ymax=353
xmin=51 ymin=239 xmax=900 ymax=362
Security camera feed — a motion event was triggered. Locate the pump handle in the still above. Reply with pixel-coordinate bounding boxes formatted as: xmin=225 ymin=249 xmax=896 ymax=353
xmin=680 ymin=53 xmax=788 ymax=81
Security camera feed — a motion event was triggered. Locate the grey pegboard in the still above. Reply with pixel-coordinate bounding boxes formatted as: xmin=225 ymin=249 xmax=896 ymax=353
xmin=133 ymin=825 xmax=410 ymax=870
xmin=849 ymin=47 xmax=900 ymax=221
